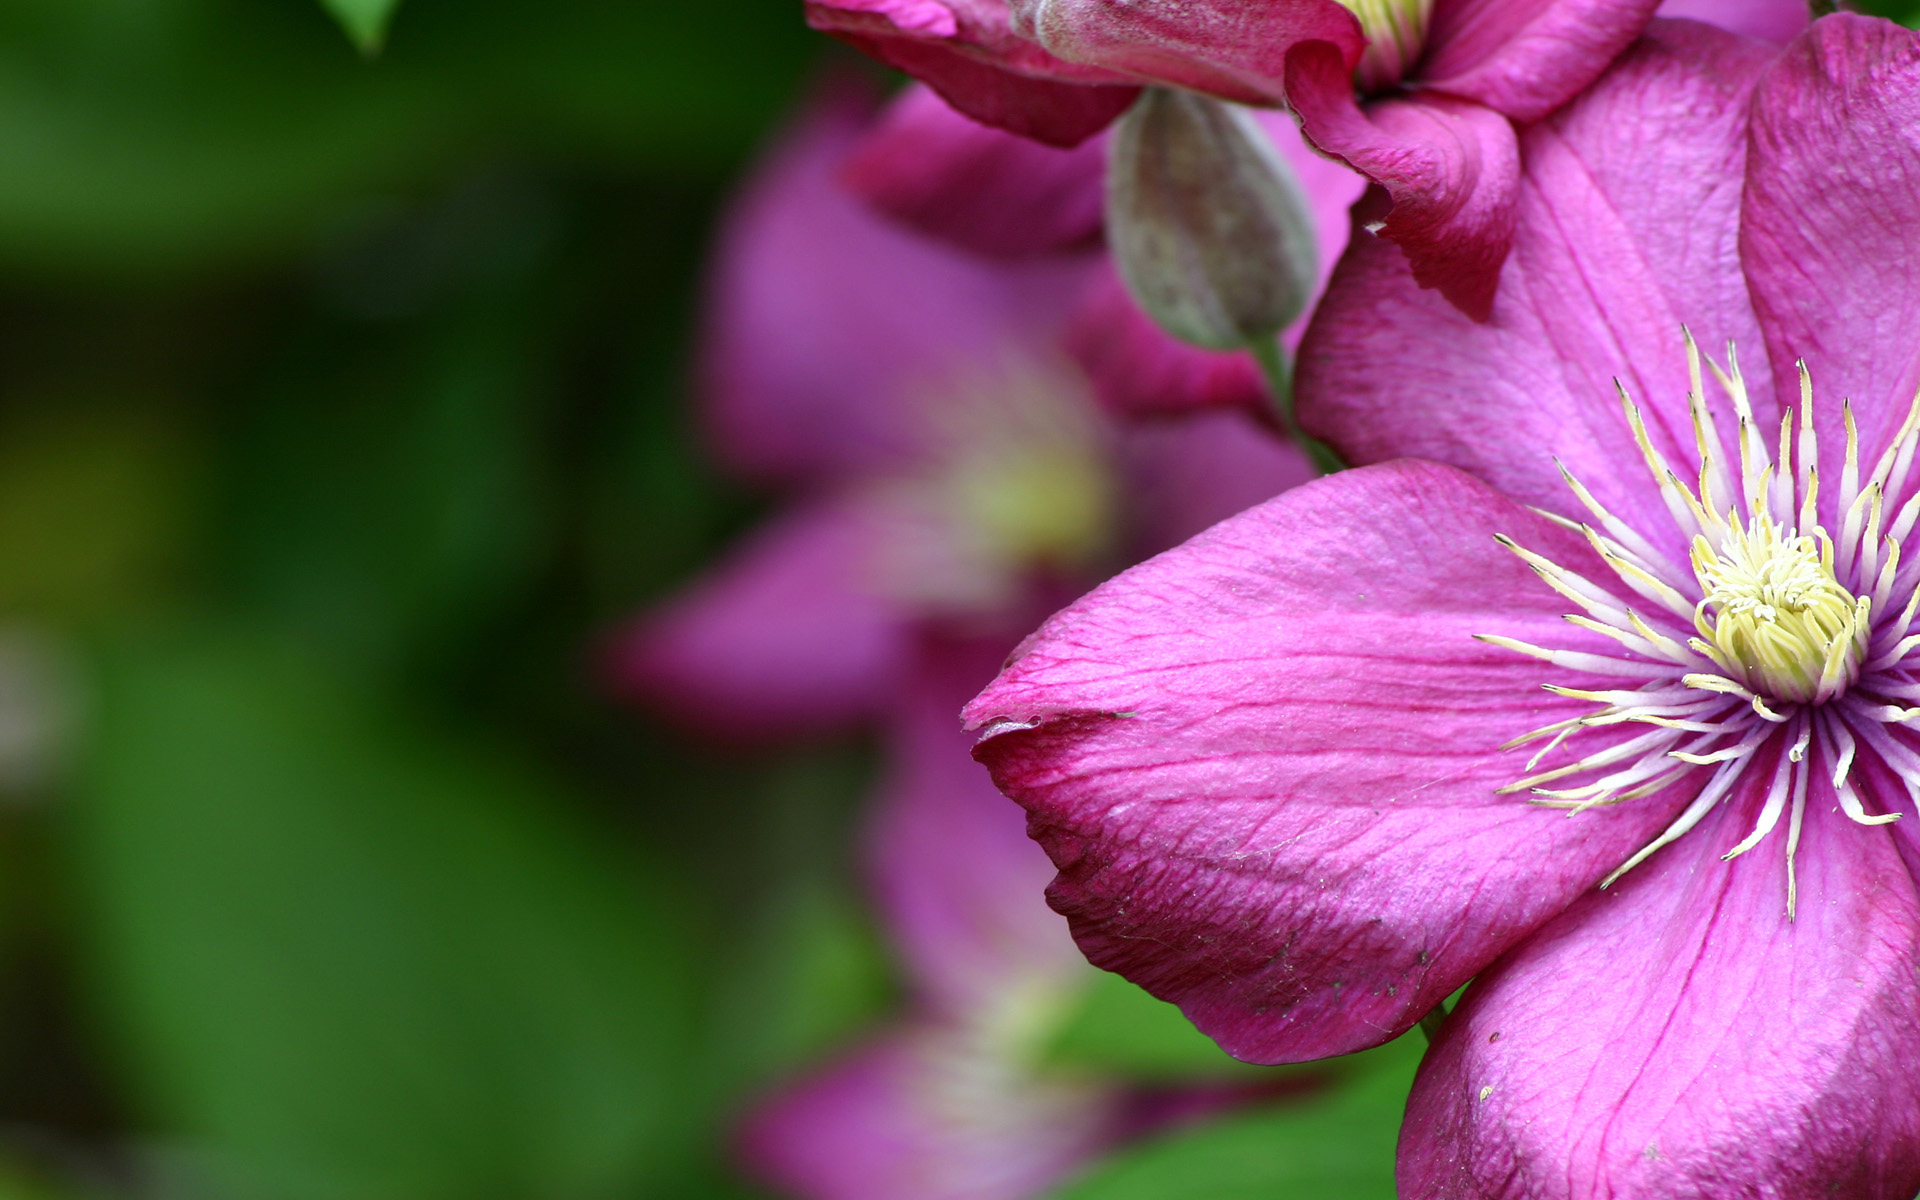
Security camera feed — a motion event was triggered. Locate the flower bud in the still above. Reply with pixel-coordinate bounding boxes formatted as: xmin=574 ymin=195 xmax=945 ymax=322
xmin=1339 ymin=0 xmax=1434 ymax=93
xmin=1105 ymin=89 xmax=1318 ymax=352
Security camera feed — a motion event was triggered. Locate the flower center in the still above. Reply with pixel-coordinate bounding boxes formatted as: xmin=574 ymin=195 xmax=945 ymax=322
xmin=1692 ymin=516 xmax=1867 ymax=704
xmin=1337 ymin=0 xmax=1434 ymax=92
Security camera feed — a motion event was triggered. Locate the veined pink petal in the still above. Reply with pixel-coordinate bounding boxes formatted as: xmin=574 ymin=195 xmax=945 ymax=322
xmin=842 ymin=85 xmax=1108 ymax=257
xmin=739 ymin=1026 xmax=1123 ymax=1200
xmin=869 ymin=638 xmax=1083 ymax=1011
xmin=1403 ymin=762 xmax=1920 ymax=1198
xmin=1655 ymin=0 xmax=1805 ymax=44
xmin=964 ymin=461 xmax=1687 ymax=1064
xmin=1419 ymin=0 xmax=1662 ymax=123
xmin=1287 ymin=47 xmax=1520 ymax=320
xmin=606 ymin=498 xmax=906 ymax=739
xmin=1741 ymin=15 xmax=1920 ymax=490
xmin=1119 ymin=408 xmax=1315 ymax=559
xmin=1297 ymin=19 xmax=1773 ymax=547
xmin=1012 ymin=0 xmax=1365 ymax=106
xmin=701 ymin=83 xmax=1092 ymax=484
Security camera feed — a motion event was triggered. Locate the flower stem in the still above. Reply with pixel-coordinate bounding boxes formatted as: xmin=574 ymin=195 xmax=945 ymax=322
xmin=1250 ymin=336 xmax=1344 ymax=475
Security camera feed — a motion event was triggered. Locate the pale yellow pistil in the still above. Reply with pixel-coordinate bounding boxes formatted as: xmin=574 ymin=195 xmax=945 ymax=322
xmin=1691 ymin=516 xmax=1870 ymax=705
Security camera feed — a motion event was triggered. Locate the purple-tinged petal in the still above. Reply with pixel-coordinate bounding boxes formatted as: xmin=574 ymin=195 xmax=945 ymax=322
xmin=1417 ymin=0 xmax=1662 ymax=122
xmin=1741 ymin=15 xmax=1920 ymax=484
xmin=1403 ymin=767 xmax=1920 ymax=1198
xmin=1298 ymin=20 xmax=1773 ymax=545
xmin=868 ymin=637 xmax=1082 ymax=1010
xmin=1656 ymin=0 xmax=1805 ymax=44
xmin=1286 ymin=47 xmax=1519 ymax=320
xmin=606 ymin=499 xmax=906 ymax=740
xmin=1064 ymin=262 xmax=1270 ymax=417
xmin=805 ymin=0 xmax=1138 ymax=86
xmin=701 ymin=84 xmax=1094 ymax=485
xmin=1013 ymin=0 xmax=1365 ymax=106
xmin=964 ymin=460 xmax=1686 ymax=1064
xmin=842 ymin=85 xmax=1107 ymax=257
xmin=1119 ymin=408 xmax=1314 ymax=558
xmin=739 ymin=1025 xmax=1123 ymax=1200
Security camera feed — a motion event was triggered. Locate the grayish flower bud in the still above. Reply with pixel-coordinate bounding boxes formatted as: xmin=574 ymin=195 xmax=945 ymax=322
xmin=1106 ymin=89 xmax=1319 ymax=352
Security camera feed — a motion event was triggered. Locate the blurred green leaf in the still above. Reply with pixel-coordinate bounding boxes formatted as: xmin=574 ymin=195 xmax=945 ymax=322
xmin=1044 ymin=969 xmax=1266 ymax=1081
xmin=1045 ymin=1035 xmax=1425 ymax=1200
xmin=321 ymin=0 xmax=401 ymax=54
xmin=70 ymin=628 xmax=699 ymax=1200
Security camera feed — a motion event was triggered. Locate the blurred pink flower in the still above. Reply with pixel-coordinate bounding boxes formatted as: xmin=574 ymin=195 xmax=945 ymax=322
xmin=608 ymin=81 xmax=1320 ymax=738
xmin=964 ymin=16 xmax=1920 ymax=1196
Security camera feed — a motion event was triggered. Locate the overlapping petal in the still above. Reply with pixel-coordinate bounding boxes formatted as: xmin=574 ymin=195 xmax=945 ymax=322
xmin=1655 ymin=0 xmax=1805 ymax=45
xmin=1740 ymin=15 xmax=1920 ymax=483
xmin=965 ymin=460 xmax=1687 ymax=1064
xmin=1402 ymin=765 xmax=1920 ymax=1198
xmin=1297 ymin=19 xmax=1773 ymax=544
xmin=842 ymin=84 xmax=1108 ymax=257
xmin=1419 ymin=0 xmax=1662 ymax=122
xmin=606 ymin=499 xmax=906 ymax=739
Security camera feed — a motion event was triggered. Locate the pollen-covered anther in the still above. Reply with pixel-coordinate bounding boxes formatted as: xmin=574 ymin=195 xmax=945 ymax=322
xmin=1691 ymin=516 xmax=1870 ymax=705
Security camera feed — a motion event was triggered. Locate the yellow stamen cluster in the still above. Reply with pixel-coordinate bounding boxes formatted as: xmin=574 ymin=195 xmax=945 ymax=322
xmin=1692 ymin=516 xmax=1869 ymax=704
xmin=1338 ymin=0 xmax=1435 ymax=92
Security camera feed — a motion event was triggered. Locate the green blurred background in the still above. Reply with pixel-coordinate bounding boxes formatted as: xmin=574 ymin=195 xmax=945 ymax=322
xmin=0 ymin=1 xmax=892 ymax=1196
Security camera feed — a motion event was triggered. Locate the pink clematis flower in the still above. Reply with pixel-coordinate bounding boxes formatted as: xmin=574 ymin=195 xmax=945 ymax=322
xmin=964 ymin=15 xmax=1920 ymax=1195
xmin=808 ymin=0 xmax=1807 ymax=317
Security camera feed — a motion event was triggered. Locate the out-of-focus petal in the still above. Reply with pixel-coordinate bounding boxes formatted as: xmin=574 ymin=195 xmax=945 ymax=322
xmin=1403 ymin=768 xmax=1920 ymax=1198
xmin=1418 ymin=0 xmax=1662 ymax=122
xmin=1013 ymin=0 xmax=1365 ymax=106
xmin=605 ymin=499 xmax=906 ymax=740
xmin=1297 ymin=20 xmax=1772 ymax=550
xmin=701 ymin=83 xmax=1093 ymax=485
xmin=1740 ymin=15 xmax=1920 ymax=485
xmin=1287 ymin=48 xmax=1519 ymax=320
xmin=739 ymin=1026 xmax=1123 ymax=1200
xmin=842 ymin=85 xmax=1108 ymax=257
xmin=1120 ymin=408 xmax=1314 ymax=558
xmin=964 ymin=461 xmax=1687 ymax=1064
xmin=1064 ymin=263 xmax=1269 ymax=417
xmin=1655 ymin=0 xmax=1805 ymax=44
xmin=868 ymin=637 xmax=1082 ymax=1010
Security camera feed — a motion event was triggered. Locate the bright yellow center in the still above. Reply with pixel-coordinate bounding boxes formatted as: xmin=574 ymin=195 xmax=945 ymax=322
xmin=1691 ymin=515 xmax=1868 ymax=705
xmin=1337 ymin=0 xmax=1434 ymax=92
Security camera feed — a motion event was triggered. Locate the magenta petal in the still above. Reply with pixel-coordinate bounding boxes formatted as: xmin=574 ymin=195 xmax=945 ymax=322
xmin=1741 ymin=15 xmax=1920 ymax=477
xmin=1418 ymin=0 xmax=1662 ymax=123
xmin=964 ymin=461 xmax=1684 ymax=1064
xmin=739 ymin=1026 xmax=1121 ymax=1200
xmin=1013 ymin=0 xmax=1365 ymax=106
xmin=1064 ymin=262 xmax=1269 ymax=417
xmin=842 ymin=85 xmax=1107 ymax=257
xmin=1297 ymin=20 xmax=1773 ymax=541
xmin=701 ymin=85 xmax=1093 ymax=484
xmin=606 ymin=499 xmax=906 ymax=739
xmin=1403 ymin=783 xmax=1920 ymax=1198
xmin=868 ymin=638 xmax=1082 ymax=1010
xmin=1655 ymin=0 xmax=1806 ymax=44
xmin=1288 ymin=45 xmax=1519 ymax=320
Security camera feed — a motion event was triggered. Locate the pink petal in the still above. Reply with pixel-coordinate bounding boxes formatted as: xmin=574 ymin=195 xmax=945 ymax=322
xmin=963 ymin=460 xmax=1686 ymax=1064
xmin=1297 ymin=19 xmax=1774 ymax=547
xmin=868 ymin=637 xmax=1083 ymax=1010
xmin=1119 ymin=408 xmax=1315 ymax=558
xmin=1286 ymin=46 xmax=1520 ymax=320
xmin=605 ymin=499 xmax=906 ymax=740
xmin=701 ymin=83 xmax=1094 ymax=485
xmin=1012 ymin=0 xmax=1365 ymax=106
xmin=1403 ymin=767 xmax=1920 ymax=1198
xmin=1740 ymin=15 xmax=1920 ymax=486
xmin=739 ymin=1026 xmax=1123 ymax=1200
xmin=1064 ymin=262 xmax=1270 ymax=417
xmin=842 ymin=85 xmax=1108 ymax=257
xmin=1418 ymin=0 xmax=1663 ymax=123
xmin=1655 ymin=0 xmax=1806 ymax=44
